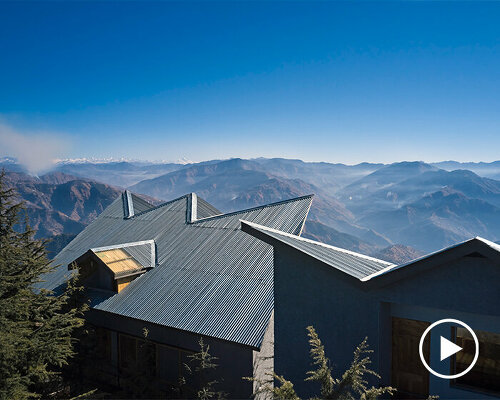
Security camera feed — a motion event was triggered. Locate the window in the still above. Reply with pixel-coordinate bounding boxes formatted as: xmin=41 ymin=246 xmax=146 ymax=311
xmin=119 ymin=334 xmax=137 ymax=370
xmin=157 ymin=345 xmax=180 ymax=383
xmin=137 ymin=340 xmax=156 ymax=376
xmin=119 ymin=333 xmax=157 ymax=376
xmin=453 ymin=328 xmax=500 ymax=394
xmin=95 ymin=327 xmax=112 ymax=361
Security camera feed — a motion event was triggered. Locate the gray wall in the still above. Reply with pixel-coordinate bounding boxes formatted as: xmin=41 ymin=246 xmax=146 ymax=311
xmin=253 ymin=311 xmax=274 ymax=400
xmin=273 ymin=245 xmax=379 ymax=396
xmin=273 ymin=244 xmax=500 ymax=399
xmin=87 ymin=309 xmax=255 ymax=398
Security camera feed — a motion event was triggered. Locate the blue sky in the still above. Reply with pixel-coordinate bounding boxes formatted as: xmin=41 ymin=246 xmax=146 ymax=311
xmin=1 ymin=1 xmax=499 ymax=165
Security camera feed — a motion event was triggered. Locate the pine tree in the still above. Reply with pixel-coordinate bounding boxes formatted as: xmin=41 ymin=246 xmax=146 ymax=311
xmin=0 ymin=171 xmax=86 ymax=400
xmin=304 ymin=326 xmax=395 ymax=400
xmin=250 ymin=325 xmax=396 ymax=400
xmin=181 ymin=337 xmax=226 ymax=400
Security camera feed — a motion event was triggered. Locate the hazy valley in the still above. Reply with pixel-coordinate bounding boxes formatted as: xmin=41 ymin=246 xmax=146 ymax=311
xmin=3 ymin=157 xmax=500 ymax=263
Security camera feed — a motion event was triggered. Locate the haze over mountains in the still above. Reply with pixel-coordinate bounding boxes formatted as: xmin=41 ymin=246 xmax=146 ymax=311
xmin=2 ymin=157 xmax=500 ymax=263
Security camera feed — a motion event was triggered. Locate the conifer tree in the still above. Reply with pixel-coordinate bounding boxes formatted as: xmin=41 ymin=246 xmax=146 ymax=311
xmin=304 ymin=326 xmax=395 ymax=400
xmin=0 ymin=171 xmax=85 ymax=400
xmin=181 ymin=337 xmax=226 ymax=400
xmin=250 ymin=326 xmax=396 ymax=400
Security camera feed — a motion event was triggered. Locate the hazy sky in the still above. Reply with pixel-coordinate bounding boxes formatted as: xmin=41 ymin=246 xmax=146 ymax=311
xmin=1 ymin=1 xmax=499 ymax=164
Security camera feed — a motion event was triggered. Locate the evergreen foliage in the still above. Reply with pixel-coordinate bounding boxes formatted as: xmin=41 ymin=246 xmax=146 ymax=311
xmin=124 ymin=327 xmax=158 ymax=398
xmin=181 ymin=338 xmax=226 ymax=400
xmin=304 ymin=326 xmax=395 ymax=400
xmin=0 ymin=171 xmax=86 ymax=400
xmin=250 ymin=325 xmax=396 ymax=400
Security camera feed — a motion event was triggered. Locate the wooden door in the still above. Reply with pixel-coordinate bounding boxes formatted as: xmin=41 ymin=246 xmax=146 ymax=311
xmin=392 ymin=317 xmax=430 ymax=399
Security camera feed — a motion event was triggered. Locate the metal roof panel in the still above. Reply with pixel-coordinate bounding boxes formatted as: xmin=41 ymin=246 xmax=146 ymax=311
xmin=240 ymin=220 xmax=393 ymax=280
xmin=41 ymin=193 xmax=313 ymax=348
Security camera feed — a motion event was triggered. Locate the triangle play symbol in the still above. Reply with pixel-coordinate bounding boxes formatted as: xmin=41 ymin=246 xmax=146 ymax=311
xmin=440 ymin=336 xmax=462 ymax=361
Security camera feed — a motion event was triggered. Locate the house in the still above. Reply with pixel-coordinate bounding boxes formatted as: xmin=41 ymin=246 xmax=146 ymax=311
xmin=42 ymin=191 xmax=313 ymax=398
xmin=241 ymin=220 xmax=500 ymax=400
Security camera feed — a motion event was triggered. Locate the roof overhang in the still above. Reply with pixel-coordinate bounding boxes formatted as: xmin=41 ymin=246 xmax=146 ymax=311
xmin=362 ymin=237 xmax=500 ymax=288
xmin=68 ymin=240 xmax=156 ymax=277
xmin=242 ymin=220 xmax=500 ymax=289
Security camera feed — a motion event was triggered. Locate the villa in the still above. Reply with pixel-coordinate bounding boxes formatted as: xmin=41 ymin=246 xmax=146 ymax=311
xmin=44 ymin=190 xmax=500 ymax=399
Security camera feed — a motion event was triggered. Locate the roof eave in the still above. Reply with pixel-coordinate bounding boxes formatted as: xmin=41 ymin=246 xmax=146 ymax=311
xmin=363 ymin=237 xmax=500 ymax=288
xmin=240 ymin=220 xmax=377 ymax=283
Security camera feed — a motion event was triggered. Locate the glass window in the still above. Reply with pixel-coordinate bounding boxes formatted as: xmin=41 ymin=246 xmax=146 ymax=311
xmin=453 ymin=328 xmax=500 ymax=394
xmin=158 ymin=345 xmax=180 ymax=383
xmin=137 ymin=340 xmax=157 ymax=376
xmin=119 ymin=334 xmax=137 ymax=370
xmin=96 ymin=327 xmax=112 ymax=361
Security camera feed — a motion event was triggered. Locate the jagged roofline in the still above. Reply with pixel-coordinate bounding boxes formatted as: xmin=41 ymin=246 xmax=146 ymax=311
xmin=361 ymin=236 xmax=500 ymax=282
xmin=126 ymin=193 xmax=191 ymax=218
xmin=123 ymin=190 xmax=313 ymax=226
xmin=242 ymin=221 xmax=500 ymax=284
xmin=240 ymin=219 xmax=393 ymax=267
xmin=191 ymin=194 xmax=314 ymax=224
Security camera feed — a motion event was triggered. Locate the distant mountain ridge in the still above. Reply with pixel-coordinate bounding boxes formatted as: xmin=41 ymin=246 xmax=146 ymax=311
xmin=129 ymin=158 xmax=385 ymax=242
xmin=55 ymin=161 xmax=183 ymax=187
xmin=432 ymin=160 xmax=500 ymax=181
xmin=359 ymin=188 xmax=500 ymax=251
xmin=4 ymin=156 xmax=500 ymax=257
xmin=2 ymin=169 xmax=157 ymax=243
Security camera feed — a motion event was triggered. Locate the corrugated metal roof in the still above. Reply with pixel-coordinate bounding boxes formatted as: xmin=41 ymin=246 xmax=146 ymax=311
xmin=41 ymin=193 xmax=313 ymax=349
xmin=360 ymin=236 xmax=500 ymax=281
xmin=129 ymin=193 xmax=156 ymax=215
xmin=195 ymin=196 xmax=221 ymax=219
xmin=240 ymin=220 xmax=394 ymax=280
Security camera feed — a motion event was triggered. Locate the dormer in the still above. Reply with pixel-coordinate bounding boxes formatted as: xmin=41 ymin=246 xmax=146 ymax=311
xmin=69 ymin=240 xmax=156 ymax=293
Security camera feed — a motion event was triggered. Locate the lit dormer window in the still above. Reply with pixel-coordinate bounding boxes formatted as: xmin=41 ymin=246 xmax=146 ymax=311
xmin=69 ymin=240 xmax=156 ymax=293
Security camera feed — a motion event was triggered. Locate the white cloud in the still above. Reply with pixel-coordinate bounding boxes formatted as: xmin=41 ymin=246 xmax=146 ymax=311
xmin=0 ymin=122 xmax=71 ymax=175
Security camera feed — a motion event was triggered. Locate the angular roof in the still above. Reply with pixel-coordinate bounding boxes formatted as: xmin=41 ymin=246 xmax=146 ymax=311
xmin=43 ymin=191 xmax=313 ymax=349
xmin=241 ymin=220 xmax=394 ymax=280
xmin=241 ymin=221 xmax=500 ymax=284
xmin=360 ymin=236 xmax=500 ymax=282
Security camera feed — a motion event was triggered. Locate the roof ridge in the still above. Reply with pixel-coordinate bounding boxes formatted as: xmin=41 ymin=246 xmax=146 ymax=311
xmin=129 ymin=191 xmax=155 ymax=205
xmin=241 ymin=219 xmax=394 ymax=266
xmin=128 ymin=193 xmax=190 ymax=218
xmin=192 ymin=194 xmax=314 ymax=224
xmin=91 ymin=239 xmax=155 ymax=252
xmin=360 ymin=236 xmax=500 ymax=281
xmin=474 ymin=236 xmax=500 ymax=252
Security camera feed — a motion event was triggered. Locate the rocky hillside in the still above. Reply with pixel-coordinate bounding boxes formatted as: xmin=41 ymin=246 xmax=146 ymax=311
xmin=371 ymin=244 xmax=425 ymax=264
xmin=302 ymin=221 xmax=379 ymax=255
xmin=1 ymin=170 xmax=159 ymax=258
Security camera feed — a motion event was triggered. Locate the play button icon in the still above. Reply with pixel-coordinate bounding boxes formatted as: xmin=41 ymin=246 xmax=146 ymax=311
xmin=440 ymin=336 xmax=462 ymax=361
xmin=419 ymin=318 xmax=479 ymax=379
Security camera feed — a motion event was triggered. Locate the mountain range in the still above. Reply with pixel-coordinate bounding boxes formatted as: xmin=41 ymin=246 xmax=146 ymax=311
xmin=2 ymin=156 xmax=500 ymax=262
xmin=1 ymin=168 xmax=156 ymax=256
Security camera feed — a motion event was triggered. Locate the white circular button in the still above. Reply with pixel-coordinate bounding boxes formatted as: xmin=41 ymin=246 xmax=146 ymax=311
xmin=419 ymin=318 xmax=479 ymax=380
